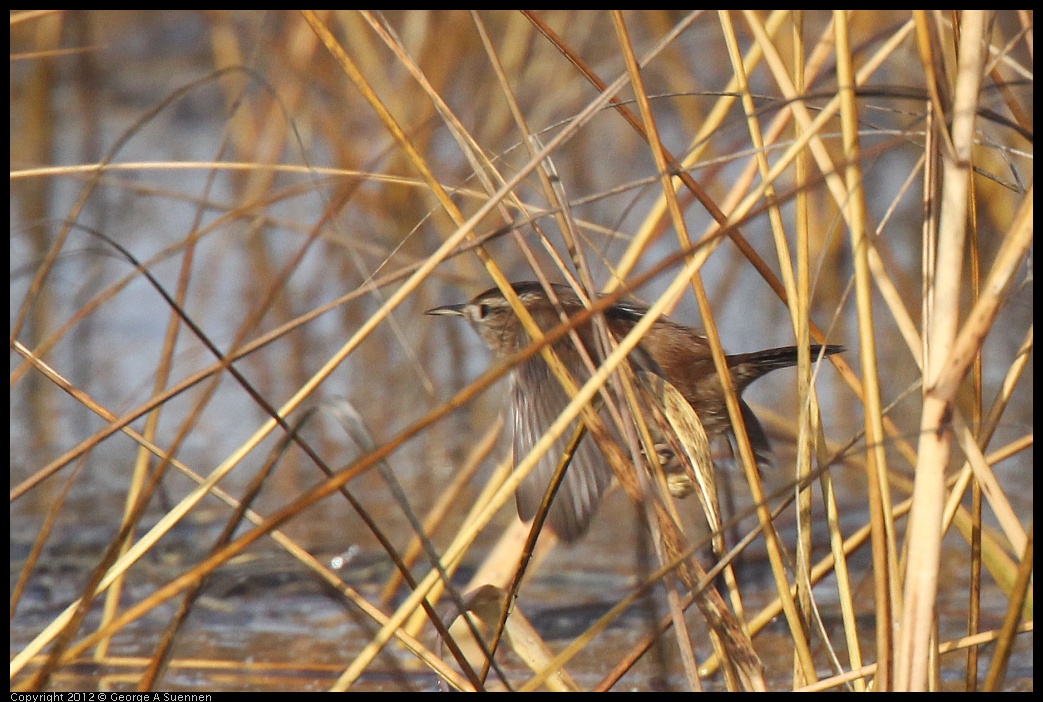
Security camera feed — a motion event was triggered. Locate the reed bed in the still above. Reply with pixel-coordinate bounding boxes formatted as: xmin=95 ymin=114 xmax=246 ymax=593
xmin=10 ymin=10 xmax=1033 ymax=691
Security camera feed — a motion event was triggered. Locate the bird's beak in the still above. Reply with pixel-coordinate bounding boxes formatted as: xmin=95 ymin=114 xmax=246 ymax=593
xmin=425 ymin=303 xmax=466 ymax=317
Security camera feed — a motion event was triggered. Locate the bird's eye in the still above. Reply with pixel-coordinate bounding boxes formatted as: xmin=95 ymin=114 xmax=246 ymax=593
xmin=474 ymin=303 xmax=489 ymax=319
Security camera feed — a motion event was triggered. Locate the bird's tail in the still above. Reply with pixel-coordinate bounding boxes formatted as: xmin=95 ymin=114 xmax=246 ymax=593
xmin=727 ymin=344 xmax=844 ymax=387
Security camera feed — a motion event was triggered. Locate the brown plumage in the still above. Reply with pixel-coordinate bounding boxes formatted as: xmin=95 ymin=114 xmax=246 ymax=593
xmin=429 ymin=281 xmax=842 ymax=542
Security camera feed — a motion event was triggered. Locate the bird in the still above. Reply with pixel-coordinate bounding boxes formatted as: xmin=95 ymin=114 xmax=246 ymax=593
xmin=428 ymin=280 xmax=842 ymax=542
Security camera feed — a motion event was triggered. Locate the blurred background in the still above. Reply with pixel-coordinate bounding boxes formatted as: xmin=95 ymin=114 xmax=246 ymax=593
xmin=11 ymin=11 xmax=1033 ymax=691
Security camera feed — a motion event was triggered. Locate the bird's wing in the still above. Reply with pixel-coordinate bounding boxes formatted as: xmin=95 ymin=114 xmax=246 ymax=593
xmin=510 ymin=358 xmax=615 ymax=542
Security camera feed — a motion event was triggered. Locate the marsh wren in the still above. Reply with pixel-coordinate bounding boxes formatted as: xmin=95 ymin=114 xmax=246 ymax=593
xmin=428 ymin=281 xmax=842 ymax=542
